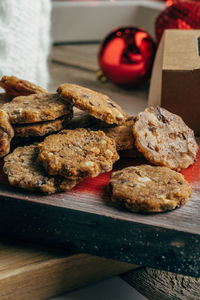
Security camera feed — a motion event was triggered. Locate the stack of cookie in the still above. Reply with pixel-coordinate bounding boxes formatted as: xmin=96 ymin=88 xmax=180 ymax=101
xmin=0 ymin=76 xmax=73 ymax=151
xmin=0 ymin=76 xmax=198 ymax=214
xmin=2 ymin=80 xmax=128 ymax=194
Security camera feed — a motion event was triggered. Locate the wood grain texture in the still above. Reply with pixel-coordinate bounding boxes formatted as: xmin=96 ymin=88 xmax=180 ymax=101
xmin=121 ymin=267 xmax=200 ymax=300
xmin=0 ymin=238 xmax=136 ymax=300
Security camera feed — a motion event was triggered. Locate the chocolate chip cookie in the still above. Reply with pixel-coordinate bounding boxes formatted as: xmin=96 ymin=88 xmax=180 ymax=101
xmin=3 ymin=144 xmax=80 ymax=194
xmin=57 ymin=83 xmax=127 ymax=125
xmin=0 ymin=75 xmax=46 ymax=97
xmin=133 ymin=107 xmax=198 ymax=171
xmin=109 ymin=165 xmax=191 ymax=213
xmin=2 ymin=93 xmax=72 ymax=124
xmin=0 ymin=110 xmax=14 ymax=157
xmin=37 ymin=128 xmax=119 ymax=180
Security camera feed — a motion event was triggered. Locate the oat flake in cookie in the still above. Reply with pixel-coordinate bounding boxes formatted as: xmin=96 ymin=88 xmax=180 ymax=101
xmin=109 ymin=165 xmax=191 ymax=213
xmin=2 ymin=93 xmax=72 ymax=124
xmin=57 ymin=83 xmax=127 ymax=125
xmin=133 ymin=106 xmax=198 ymax=171
xmin=37 ymin=128 xmax=119 ymax=180
xmin=3 ymin=145 xmax=80 ymax=194
xmin=0 ymin=75 xmax=46 ymax=97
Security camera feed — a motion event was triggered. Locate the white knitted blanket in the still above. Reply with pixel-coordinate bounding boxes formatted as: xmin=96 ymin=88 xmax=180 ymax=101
xmin=0 ymin=0 xmax=51 ymax=89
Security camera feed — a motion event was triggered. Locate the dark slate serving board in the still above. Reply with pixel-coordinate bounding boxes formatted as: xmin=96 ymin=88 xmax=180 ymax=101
xmin=0 ymin=147 xmax=199 ymax=277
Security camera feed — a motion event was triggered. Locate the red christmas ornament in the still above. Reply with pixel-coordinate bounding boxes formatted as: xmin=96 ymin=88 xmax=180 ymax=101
xmin=156 ymin=1 xmax=200 ymax=43
xmin=166 ymin=0 xmax=200 ymax=6
xmin=98 ymin=27 xmax=156 ymax=87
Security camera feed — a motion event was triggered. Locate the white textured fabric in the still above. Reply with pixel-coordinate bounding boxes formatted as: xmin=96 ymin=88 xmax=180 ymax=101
xmin=0 ymin=0 xmax=51 ymax=88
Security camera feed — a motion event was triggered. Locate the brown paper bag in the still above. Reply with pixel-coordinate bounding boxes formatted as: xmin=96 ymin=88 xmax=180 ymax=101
xmin=148 ymin=29 xmax=200 ymax=134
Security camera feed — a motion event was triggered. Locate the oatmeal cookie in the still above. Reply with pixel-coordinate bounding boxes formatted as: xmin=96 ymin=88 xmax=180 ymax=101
xmin=133 ymin=106 xmax=198 ymax=171
xmin=103 ymin=119 xmax=135 ymax=151
xmin=0 ymin=75 xmax=46 ymax=97
xmin=2 ymin=93 xmax=72 ymax=124
xmin=0 ymin=110 xmax=14 ymax=157
xmin=57 ymin=83 xmax=127 ymax=125
xmin=13 ymin=114 xmax=73 ymax=139
xmin=3 ymin=144 xmax=81 ymax=194
xmin=109 ymin=165 xmax=191 ymax=213
xmin=37 ymin=128 xmax=119 ymax=180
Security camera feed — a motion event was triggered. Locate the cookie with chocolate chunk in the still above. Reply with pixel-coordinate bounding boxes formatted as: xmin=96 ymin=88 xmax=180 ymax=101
xmin=3 ymin=144 xmax=80 ymax=194
xmin=37 ymin=128 xmax=119 ymax=180
xmin=0 ymin=110 xmax=14 ymax=157
xmin=109 ymin=165 xmax=191 ymax=213
xmin=0 ymin=75 xmax=46 ymax=97
xmin=133 ymin=106 xmax=198 ymax=171
xmin=2 ymin=93 xmax=72 ymax=124
xmin=57 ymin=83 xmax=127 ymax=125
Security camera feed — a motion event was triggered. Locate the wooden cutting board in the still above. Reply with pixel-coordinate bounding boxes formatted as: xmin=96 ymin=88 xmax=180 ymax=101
xmin=0 ymin=142 xmax=200 ymax=277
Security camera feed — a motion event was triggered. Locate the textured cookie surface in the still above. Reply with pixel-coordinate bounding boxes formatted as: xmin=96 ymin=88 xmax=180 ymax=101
xmin=13 ymin=114 xmax=73 ymax=139
xmin=103 ymin=117 xmax=135 ymax=151
xmin=0 ymin=110 xmax=14 ymax=157
xmin=2 ymin=93 xmax=72 ymax=124
xmin=0 ymin=75 xmax=46 ymax=97
xmin=38 ymin=128 xmax=119 ymax=179
xmin=109 ymin=165 xmax=191 ymax=213
xmin=57 ymin=83 xmax=127 ymax=125
xmin=133 ymin=106 xmax=198 ymax=171
xmin=3 ymin=144 xmax=80 ymax=194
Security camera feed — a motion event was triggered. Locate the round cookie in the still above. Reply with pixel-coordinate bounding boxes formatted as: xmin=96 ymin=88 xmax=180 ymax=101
xmin=37 ymin=128 xmax=119 ymax=180
xmin=57 ymin=83 xmax=127 ymax=125
xmin=0 ymin=110 xmax=14 ymax=157
xmin=133 ymin=106 xmax=198 ymax=171
xmin=109 ymin=165 xmax=192 ymax=213
xmin=3 ymin=144 xmax=80 ymax=194
xmin=13 ymin=114 xmax=73 ymax=139
xmin=0 ymin=75 xmax=46 ymax=97
xmin=2 ymin=93 xmax=72 ymax=124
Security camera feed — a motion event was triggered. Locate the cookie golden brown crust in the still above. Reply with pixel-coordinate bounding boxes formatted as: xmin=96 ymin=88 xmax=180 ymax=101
xmin=133 ymin=106 xmax=198 ymax=171
xmin=2 ymin=93 xmax=72 ymax=124
xmin=3 ymin=144 xmax=80 ymax=194
xmin=0 ymin=75 xmax=46 ymax=97
xmin=37 ymin=128 xmax=119 ymax=180
xmin=109 ymin=165 xmax=192 ymax=213
xmin=0 ymin=110 xmax=14 ymax=157
xmin=57 ymin=83 xmax=127 ymax=125
xmin=13 ymin=114 xmax=73 ymax=139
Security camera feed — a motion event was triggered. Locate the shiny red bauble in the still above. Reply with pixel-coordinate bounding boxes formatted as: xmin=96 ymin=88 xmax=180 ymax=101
xmin=98 ymin=27 xmax=156 ymax=87
xmin=156 ymin=1 xmax=200 ymax=43
xmin=166 ymin=0 xmax=200 ymax=6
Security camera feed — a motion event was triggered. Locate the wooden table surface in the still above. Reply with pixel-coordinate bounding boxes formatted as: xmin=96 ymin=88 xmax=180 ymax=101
xmin=0 ymin=44 xmax=199 ymax=278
